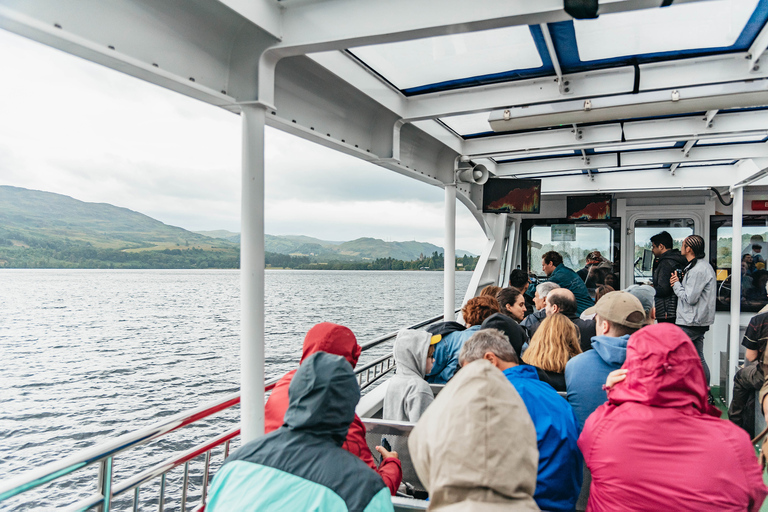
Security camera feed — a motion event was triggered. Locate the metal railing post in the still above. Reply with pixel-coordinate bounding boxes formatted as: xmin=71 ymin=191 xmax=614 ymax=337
xmin=96 ymin=457 xmax=113 ymax=512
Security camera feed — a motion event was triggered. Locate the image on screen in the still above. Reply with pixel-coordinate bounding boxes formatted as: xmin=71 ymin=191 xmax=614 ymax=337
xmin=566 ymin=195 xmax=612 ymax=220
xmin=482 ymin=179 xmax=541 ymax=214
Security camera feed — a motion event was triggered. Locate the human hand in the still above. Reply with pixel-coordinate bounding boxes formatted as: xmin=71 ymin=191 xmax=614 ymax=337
xmin=604 ymin=369 xmax=628 ymax=390
xmin=670 ymin=272 xmax=679 ymax=286
xmin=375 ymin=445 xmax=399 ymax=461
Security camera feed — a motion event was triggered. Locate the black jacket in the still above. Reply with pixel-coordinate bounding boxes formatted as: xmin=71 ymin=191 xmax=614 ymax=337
xmin=652 ymin=249 xmax=688 ymax=321
xmin=564 ymin=311 xmax=597 ymax=353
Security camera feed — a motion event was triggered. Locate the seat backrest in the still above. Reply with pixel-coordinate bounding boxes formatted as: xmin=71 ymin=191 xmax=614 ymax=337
xmin=361 ymin=418 xmax=426 ymax=496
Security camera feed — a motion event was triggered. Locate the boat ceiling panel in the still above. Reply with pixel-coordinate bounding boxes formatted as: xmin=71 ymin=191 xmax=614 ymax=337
xmin=573 ymin=0 xmax=758 ymax=61
xmin=348 ymin=26 xmax=546 ymax=93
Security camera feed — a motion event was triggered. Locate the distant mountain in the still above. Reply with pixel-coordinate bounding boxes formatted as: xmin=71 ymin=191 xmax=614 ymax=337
xmin=0 ymin=186 xmax=237 ymax=268
xmin=0 ymin=186 xmax=232 ymax=250
xmin=0 ymin=186 xmax=476 ymax=268
xmin=202 ymin=232 xmax=476 ymax=261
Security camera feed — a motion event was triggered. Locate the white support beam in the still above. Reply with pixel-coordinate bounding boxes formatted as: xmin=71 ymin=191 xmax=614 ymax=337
xmin=539 ymin=164 xmax=747 ymax=194
xmin=623 ymin=110 xmax=768 ymax=141
xmin=495 ymin=154 xmax=617 ymax=175
xmin=444 ymin=184 xmax=457 ymax=321
xmin=640 ymin=52 xmax=768 ymax=90
xmin=404 ymin=67 xmax=635 ymax=122
xmin=748 ymin=21 xmax=768 ymax=71
xmin=621 ymin=142 xmax=768 ymax=167
xmin=216 ymin=0 xmax=283 ymax=39
xmin=540 ymin=23 xmax=568 ymax=95
xmin=464 ymin=124 xmax=623 ymax=157
xmin=704 ymin=110 xmax=718 ymax=127
xmin=240 ymin=104 xmax=267 ymax=443
xmin=489 ymin=80 xmax=768 ymax=132
xmin=681 ymin=140 xmax=696 ymax=157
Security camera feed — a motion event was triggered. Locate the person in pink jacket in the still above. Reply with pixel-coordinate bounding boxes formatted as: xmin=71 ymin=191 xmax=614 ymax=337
xmin=579 ymin=322 xmax=767 ymax=512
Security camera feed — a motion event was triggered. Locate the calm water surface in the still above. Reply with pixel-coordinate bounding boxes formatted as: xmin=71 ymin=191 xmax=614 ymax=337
xmin=0 ymin=269 xmax=471 ymax=510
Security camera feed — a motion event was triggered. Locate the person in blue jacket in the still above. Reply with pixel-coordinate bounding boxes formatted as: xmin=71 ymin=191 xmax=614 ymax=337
xmin=459 ymin=329 xmax=582 ymax=512
xmin=425 ymin=296 xmax=499 ymax=384
xmin=542 ymin=250 xmax=594 ymax=315
xmin=206 ymin=352 xmax=394 ymax=512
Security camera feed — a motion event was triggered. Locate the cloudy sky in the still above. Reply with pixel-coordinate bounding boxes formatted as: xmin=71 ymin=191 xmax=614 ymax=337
xmin=0 ymin=29 xmax=487 ymax=253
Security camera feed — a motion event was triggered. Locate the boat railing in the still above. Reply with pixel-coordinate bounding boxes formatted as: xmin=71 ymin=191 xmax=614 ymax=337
xmin=0 ymin=311 xmax=456 ymax=511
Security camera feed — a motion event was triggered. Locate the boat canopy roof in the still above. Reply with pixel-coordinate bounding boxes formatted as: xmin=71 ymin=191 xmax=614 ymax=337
xmin=2 ymin=0 xmax=768 ymax=197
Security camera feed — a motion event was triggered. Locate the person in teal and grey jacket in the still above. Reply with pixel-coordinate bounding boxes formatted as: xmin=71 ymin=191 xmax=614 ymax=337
xmin=542 ymin=250 xmax=594 ymax=315
xmin=206 ymin=352 xmax=394 ymax=512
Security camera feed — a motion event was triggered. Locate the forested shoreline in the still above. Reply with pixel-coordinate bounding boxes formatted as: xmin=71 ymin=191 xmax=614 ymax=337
xmin=0 ymin=242 xmax=478 ymax=270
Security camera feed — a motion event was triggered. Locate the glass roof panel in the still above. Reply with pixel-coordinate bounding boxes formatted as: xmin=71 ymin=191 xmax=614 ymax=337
xmin=439 ymin=113 xmax=493 ymax=136
xmin=350 ymin=26 xmax=542 ymax=90
xmin=574 ymin=0 xmax=758 ymax=61
xmin=695 ymin=134 xmax=768 ymax=145
xmin=594 ymin=142 xmax=677 ymax=152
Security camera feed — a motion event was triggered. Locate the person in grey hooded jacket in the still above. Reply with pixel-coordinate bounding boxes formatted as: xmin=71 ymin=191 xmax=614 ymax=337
xmin=384 ymin=329 xmax=436 ymax=422
xmin=671 ymin=234 xmax=716 ymax=384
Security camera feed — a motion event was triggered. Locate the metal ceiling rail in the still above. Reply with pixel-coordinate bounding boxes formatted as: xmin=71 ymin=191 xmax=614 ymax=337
xmin=0 ymin=311 xmax=457 ymax=511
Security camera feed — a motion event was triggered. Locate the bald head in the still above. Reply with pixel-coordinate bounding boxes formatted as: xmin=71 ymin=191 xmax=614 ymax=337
xmin=545 ymin=288 xmax=577 ymax=316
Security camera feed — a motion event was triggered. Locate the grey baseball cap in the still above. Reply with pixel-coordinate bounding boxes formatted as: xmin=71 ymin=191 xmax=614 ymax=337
xmin=625 ymin=284 xmax=656 ymax=316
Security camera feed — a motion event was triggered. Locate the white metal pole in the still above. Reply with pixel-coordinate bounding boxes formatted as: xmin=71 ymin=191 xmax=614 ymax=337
xmin=728 ymin=186 xmax=744 ymax=401
xmin=240 ymin=105 xmax=266 ymax=443
xmin=444 ymin=184 xmax=456 ymax=321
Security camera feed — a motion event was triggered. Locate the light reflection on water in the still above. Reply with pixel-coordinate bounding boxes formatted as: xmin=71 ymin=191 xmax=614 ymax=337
xmin=0 ymin=269 xmax=472 ymax=510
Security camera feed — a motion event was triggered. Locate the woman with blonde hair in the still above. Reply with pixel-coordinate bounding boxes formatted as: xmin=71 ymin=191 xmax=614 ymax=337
xmin=523 ymin=312 xmax=581 ymax=391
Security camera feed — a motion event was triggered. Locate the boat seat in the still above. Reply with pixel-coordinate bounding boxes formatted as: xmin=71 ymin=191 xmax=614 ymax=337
xmin=361 ymin=418 xmax=428 ymax=502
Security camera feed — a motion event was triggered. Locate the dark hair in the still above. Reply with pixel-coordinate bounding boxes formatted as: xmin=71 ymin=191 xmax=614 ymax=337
xmin=496 ymin=287 xmax=523 ymax=315
xmin=754 ymin=244 xmax=763 ymax=252
xmin=480 ymin=285 xmax=502 ymax=298
xmin=683 ymin=235 xmax=706 ymax=259
xmin=604 ymin=273 xmax=619 ymax=289
xmin=509 ymin=269 xmax=530 ymax=289
xmin=462 ymin=296 xmax=501 ymax=327
xmin=546 ymin=288 xmax=577 ymax=315
xmin=650 ymin=231 xmax=674 ymax=250
xmin=542 ymin=251 xmax=563 ymax=267
xmin=595 ymin=284 xmax=615 ymax=302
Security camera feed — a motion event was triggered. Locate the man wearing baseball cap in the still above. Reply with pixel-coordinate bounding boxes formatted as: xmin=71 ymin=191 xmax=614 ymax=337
xmin=565 ymin=291 xmax=646 ymax=429
xmin=564 ymin=291 xmax=646 ymax=511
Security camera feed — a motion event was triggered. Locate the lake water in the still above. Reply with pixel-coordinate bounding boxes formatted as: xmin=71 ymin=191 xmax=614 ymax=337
xmin=0 ymin=269 xmax=472 ymax=510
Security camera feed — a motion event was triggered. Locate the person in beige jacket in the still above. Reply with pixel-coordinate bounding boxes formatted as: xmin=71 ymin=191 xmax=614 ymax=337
xmin=408 ymin=359 xmax=540 ymax=511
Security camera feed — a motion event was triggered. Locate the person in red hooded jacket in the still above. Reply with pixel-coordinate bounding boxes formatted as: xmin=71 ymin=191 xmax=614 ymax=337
xmin=264 ymin=322 xmax=402 ymax=495
xmin=579 ymin=323 xmax=767 ymax=512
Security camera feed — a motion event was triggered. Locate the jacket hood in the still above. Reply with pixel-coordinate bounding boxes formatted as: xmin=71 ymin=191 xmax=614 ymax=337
xmin=591 ymin=334 xmax=629 ymax=366
xmin=481 ymin=313 xmax=526 ymax=356
xmin=394 ymin=329 xmax=431 ymax=377
xmin=284 ymin=352 xmax=360 ymax=444
xmin=607 ymin=323 xmax=720 ymax=416
xmin=300 ymin=322 xmax=361 ymax=368
xmin=409 ymin=359 xmax=539 ymax=511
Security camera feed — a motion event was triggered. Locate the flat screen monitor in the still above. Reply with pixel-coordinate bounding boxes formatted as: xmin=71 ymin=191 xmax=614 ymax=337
xmin=642 ymin=249 xmax=654 ymax=272
xmin=567 ymin=194 xmax=611 ymax=220
xmin=482 ymin=178 xmax=541 ymax=214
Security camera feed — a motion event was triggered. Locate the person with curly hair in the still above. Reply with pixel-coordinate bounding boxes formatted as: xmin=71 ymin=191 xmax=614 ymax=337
xmin=523 ymin=313 xmax=582 ymax=391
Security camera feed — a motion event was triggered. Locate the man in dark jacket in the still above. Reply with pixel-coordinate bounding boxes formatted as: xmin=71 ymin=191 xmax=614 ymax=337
xmin=545 ymin=288 xmax=596 ymax=353
xmin=542 ymin=251 xmax=594 ymax=314
xmin=650 ymin=231 xmax=687 ymax=323
xmin=207 ymin=352 xmax=395 ymax=511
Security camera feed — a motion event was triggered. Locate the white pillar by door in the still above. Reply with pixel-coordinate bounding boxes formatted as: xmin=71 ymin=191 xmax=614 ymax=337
xmin=444 ymin=184 xmax=456 ymax=322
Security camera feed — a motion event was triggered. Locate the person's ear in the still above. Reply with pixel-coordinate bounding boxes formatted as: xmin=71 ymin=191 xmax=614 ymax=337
xmin=505 ymin=303 xmax=514 ymax=313
xmin=483 ymin=352 xmax=497 ymax=366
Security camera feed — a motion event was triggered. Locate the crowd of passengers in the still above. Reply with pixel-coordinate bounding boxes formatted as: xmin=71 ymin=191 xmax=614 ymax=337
xmin=206 ymin=234 xmax=768 ymax=512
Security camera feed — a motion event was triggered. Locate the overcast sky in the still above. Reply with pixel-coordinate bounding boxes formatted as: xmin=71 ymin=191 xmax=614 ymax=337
xmin=0 ymin=29 xmax=486 ymax=253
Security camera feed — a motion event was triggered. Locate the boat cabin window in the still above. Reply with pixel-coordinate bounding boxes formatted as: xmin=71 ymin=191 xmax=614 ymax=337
xmin=522 ymin=220 xmax=621 ymax=291
xmin=711 ymin=216 xmax=768 ymax=313
xmin=632 ymin=219 xmax=695 ymax=285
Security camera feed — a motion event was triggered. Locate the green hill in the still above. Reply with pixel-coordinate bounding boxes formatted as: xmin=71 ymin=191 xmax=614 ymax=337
xmin=0 ymin=186 xmax=237 ymax=268
xmin=0 ymin=186 xmax=477 ymax=269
